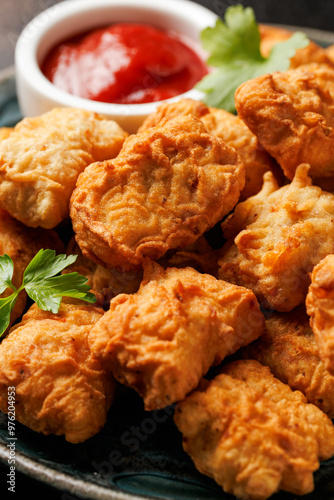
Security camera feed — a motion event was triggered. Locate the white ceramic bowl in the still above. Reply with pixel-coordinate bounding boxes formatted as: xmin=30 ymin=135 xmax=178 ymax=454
xmin=15 ymin=0 xmax=217 ymax=133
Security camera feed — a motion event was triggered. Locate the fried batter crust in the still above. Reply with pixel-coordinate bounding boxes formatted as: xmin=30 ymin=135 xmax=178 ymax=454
xmin=137 ymin=98 xmax=210 ymax=132
xmin=235 ymin=63 xmax=334 ymax=180
xmin=139 ymin=98 xmax=280 ymax=201
xmin=0 ymin=127 xmax=13 ymax=141
xmin=240 ymin=306 xmax=334 ymax=417
xmin=0 ymin=107 xmax=127 ymax=228
xmin=0 ymin=301 xmax=114 ymax=443
xmin=174 ymin=359 xmax=334 ymax=500
xmin=70 ymin=115 xmax=245 ymax=271
xmin=201 ymin=107 xmax=282 ymax=200
xmin=63 ymin=236 xmax=143 ymax=301
xmin=306 ymin=254 xmax=334 ymax=375
xmin=0 ymin=208 xmax=64 ymax=333
xmin=89 ymin=261 xmax=264 ymax=410
xmin=218 ymin=164 xmax=334 ymax=312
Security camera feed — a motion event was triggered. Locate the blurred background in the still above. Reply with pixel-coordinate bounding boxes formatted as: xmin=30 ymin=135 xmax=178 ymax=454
xmin=2 ymin=0 xmax=334 ymax=72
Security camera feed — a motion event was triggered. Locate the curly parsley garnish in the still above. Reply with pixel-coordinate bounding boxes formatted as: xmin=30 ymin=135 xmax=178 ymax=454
xmin=196 ymin=4 xmax=309 ymax=112
xmin=0 ymin=249 xmax=96 ymax=337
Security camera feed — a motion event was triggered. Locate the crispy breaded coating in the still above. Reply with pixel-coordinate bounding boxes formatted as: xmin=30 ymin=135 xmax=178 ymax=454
xmin=174 ymin=359 xmax=334 ymax=500
xmin=157 ymin=236 xmax=220 ymax=277
xmin=0 ymin=208 xmax=64 ymax=334
xmin=137 ymin=98 xmax=210 ymax=132
xmin=259 ymin=24 xmax=333 ymax=68
xmin=218 ymin=164 xmax=334 ymax=312
xmin=0 ymin=300 xmax=114 ymax=443
xmin=63 ymin=237 xmax=143 ymax=302
xmin=70 ymin=115 xmax=245 ymax=271
xmin=0 ymin=107 xmax=128 ymax=229
xmin=89 ymin=260 xmax=265 ymax=411
xmin=240 ymin=306 xmax=334 ymax=417
xmin=306 ymin=254 xmax=334 ymax=375
xmin=0 ymin=127 xmax=13 ymax=141
xmin=201 ymin=107 xmax=282 ymax=200
xmin=139 ymin=99 xmax=280 ymax=201
xmin=235 ymin=63 xmax=334 ymax=180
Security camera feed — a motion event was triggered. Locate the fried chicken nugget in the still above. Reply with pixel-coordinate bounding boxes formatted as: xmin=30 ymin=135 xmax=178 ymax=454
xmin=218 ymin=164 xmax=334 ymax=312
xmin=174 ymin=359 xmax=334 ymax=500
xmin=201 ymin=107 xmax=282 ymax=200
xmin=0 ymin=300 xmax=114 ymax=443
xmin=157 ymin=236 xmax=220 ymax=277
xmin=139 ymin=98 xmax=280 ymax=201
xmin=235 ymin=63 xmax=334 ymax=180
xmin=0 ymin=208 xmax=64 ymax=334
xmin=240 ymin=306 xmax=334 ymax=417
xmin=306 ymin=254 xmax=334 ymax=376
xmin=70 ymin=115 xmax=245 ymax=271
xmin=89 ymin=260 xmax=265 ymax=410
xmin=137 ymin=98 xmax=210 ymax=132
xmin=0 ymin=107 xmax=128 ymax=229
xmin=63 ymin=236 xmax=143 ymax=302
xmin=259 ymin=24 xmax=333 ymax=68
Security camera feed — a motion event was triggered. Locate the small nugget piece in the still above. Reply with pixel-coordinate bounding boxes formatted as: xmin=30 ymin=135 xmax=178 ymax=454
xmin=137 ymin=98 xmax=210 ymax=132
xmin=240 ymin=306 xmax=334 ymax=417
xmin=174 ymin=359 xmax=334 ymax=500
xmin=0 ymin=300 xmax=114 ymax=443
xmin=235 ymin=63 xmax=334 ymax=180
xmin=201 ymin=107 xmax=282 ymax=200
xmin=140 ymin=98 xmax=280 ymax=201
xmin=307 ymin=254 xmax=334 ymax=375
xmin=259 ymin=24 xmax=333 ymax=68
xmin=218 ymin=164 xmax=334 ymax=312
xmin=0 ymin=208 xmax=64 ymax=333
xmin=71 ymin=115 xmax=244 ymax=270
xmin=89 ymin=261 xmax=265 ymax=410
xmin=63 ymin=236 xmax=143 ymax=301
xmin=0 ymin=107 xmax=127 ymax=228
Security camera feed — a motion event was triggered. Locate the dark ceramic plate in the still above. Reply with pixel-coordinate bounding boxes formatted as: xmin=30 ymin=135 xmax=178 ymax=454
xmin=2 ymin=26 xmax=334 ymax=500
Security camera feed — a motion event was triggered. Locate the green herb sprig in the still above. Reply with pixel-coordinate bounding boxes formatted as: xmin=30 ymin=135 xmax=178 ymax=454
xmin=0 ymin=249 xmax=96 ymax=337
xmin=196 ymin=4 xmax=310 ymax=112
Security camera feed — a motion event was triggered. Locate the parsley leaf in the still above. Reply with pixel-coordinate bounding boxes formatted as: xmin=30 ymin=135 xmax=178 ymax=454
xmin=0 ymin=249 xmax=96 ymax=338
xmin=196 ymin=4 xmax=309 ymax=112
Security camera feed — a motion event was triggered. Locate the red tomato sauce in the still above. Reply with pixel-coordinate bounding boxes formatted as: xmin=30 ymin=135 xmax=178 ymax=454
xmin=41 ymin=23 xmax=208 ymax=104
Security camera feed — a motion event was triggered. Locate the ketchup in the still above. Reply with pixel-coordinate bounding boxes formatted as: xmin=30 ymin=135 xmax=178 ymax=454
xmin=41 ymin=23 xmax=208 ymax=104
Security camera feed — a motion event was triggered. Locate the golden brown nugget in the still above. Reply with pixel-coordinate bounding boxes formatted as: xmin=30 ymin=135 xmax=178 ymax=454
xmin=235 ymin=63 xmax=334 ymax=180
xmin=0 ymin=208 xmax=64 ymax=333
xmin=89 ymin=260 xmax=265 ymax=411
xmin=0 ymin=300 xmax=114 ymax=443
xmin=157 ymin=236 xmax=220 ymax=277
xmin=0 ymin=127 xmax=13 ymax=141
xmin=71 ymin=115 xmax=245 ymax=271
xmin=240 ymin=306 xmax=334 ymax=417
xmin=259 ymin=24 xmax=333 ymax=68
xmin=218 ymin=164 xmax=334 ymax=312
xmin=63 ymin=236 xmax=143 ymax=301
xmin=139 ymin=99 xmax=280 ymax=201
xmin=201 ymin=107 xmax=282 ymax=200
xmin=174 ymin=359 xmax=334 ymax=500
xmin=137 ymin=98 xmax=210 ymax=132
xmin=306 ymin=254 xmax=334 ymax=375
xmin=0 ymin=107 xmax=128 ymax=229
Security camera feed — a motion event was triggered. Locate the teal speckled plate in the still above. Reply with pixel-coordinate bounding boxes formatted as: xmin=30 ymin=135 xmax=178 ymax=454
xmin=2 ymin=26 xmax=334 ymax=500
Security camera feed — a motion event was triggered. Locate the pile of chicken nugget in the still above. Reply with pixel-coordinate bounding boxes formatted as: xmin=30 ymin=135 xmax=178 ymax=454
xmin=2 ymin=25 xmax=334 ymax=500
